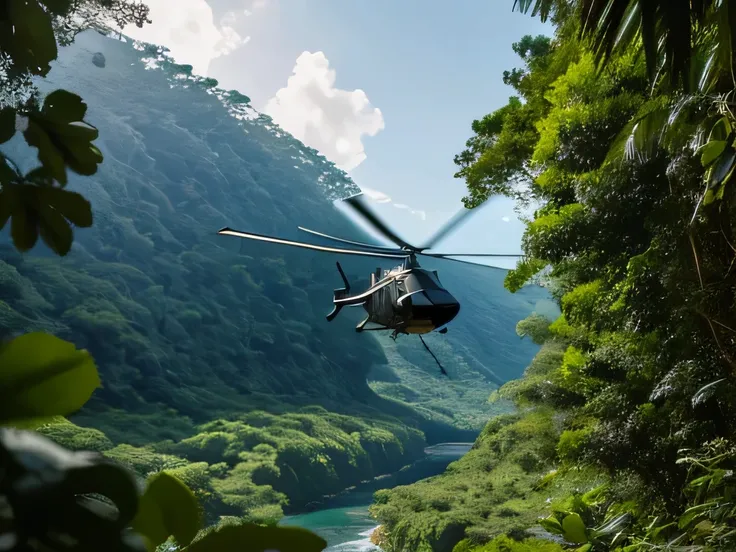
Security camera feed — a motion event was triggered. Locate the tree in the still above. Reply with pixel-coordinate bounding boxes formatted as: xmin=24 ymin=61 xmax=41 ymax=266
xmin=444 ymin=2 xmax=736 ymax=549
xmin=0 ymin=5 xmax=329 ymax=550
xmin=0 ymin=0 xmax=151 ymax=257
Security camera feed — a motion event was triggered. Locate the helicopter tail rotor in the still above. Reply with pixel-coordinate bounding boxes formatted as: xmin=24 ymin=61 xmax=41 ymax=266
xmin=326 ymin=262 xmax=351 ymax=322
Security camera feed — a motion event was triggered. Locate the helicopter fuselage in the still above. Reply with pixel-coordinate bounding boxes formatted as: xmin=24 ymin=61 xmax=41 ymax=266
xmin=327 ymin=257 xmax=461 ymax=335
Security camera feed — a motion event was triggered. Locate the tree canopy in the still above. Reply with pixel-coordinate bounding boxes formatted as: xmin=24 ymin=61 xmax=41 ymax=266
xmin=373 ymin=1 xmax=736 ymax=550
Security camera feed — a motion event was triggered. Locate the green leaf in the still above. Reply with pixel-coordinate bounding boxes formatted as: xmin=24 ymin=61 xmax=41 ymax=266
xmin=8 ymin=0 xmax=58 ymax=76
xmin=40 ymin=0 xmax=75 ymax=15
xmin=562 ymin=513 xmax=588 ymax=544
xmin=710 ymin=116 xmax=732 ymax=142
xmin=0 ymin=332 xmax=100 ymax=422
xmin=24 ymin=119 xmax=67 ymax=184
xmin=539 ymin=515 xmax=564 ymax=535
xmin=185 ymin=522 xmax=327 ymax=552
xmin=0 ymin=108 xmax=16 ymax=144
xmin=592 ymin=513 xmax=631 ymax=537
xmin=24 ymin=91 xmax=104 ymax=183
xmin=64 ymin=462 xmax=140 ymax=528
xmin=701 ymin=140 xmax=728 ymax=167
xmin=575 ymin=544 xmax=593 ymax=552
xmin=40 ymin=187 xmax=93 ymax=227
xmin=61 ymin=140 xmax=104 ymax=176
xmin=0 ymin=155 xmax=18 ymax=185
xmin=10 ymin=202 xmax=39 ymax=252
xmin=24 ymin=166 xmax=54 ymax=186
xmin=132 ymin=472 xmax=202 ymax=550
xmin=42 ymin=90 xmax=88 ymax=123
xmin=708 ymin=146 xmax=736 ymax=188
xmin=38 ymin=200 xmax=73 ymax=255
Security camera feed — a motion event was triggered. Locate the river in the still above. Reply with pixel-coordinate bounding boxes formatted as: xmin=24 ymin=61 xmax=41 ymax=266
xmin=280 ymin=443 xmax=473 ymax=551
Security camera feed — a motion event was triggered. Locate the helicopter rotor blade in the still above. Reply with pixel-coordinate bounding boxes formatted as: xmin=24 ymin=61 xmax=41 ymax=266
xmin=297 ymin=226 xmax=405 ymax=253
xmin=218 ymin=227 xmax=411 ymax=259
xmin=418 ymin=208 xmax=474 ymax=251
xmin=343 ymin=193 xmax=417 ymax=250
xmin=422 ymin=255 xmax=513 ymax=270
xmin=423 ymin=252 xmax=525 ymax=258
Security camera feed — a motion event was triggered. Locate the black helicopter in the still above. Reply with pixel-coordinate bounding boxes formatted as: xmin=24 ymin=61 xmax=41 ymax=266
xmin=218 ymin=193 xmax=523 ymax=343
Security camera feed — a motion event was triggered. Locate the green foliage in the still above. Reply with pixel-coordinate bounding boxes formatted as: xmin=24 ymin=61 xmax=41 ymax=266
xmin=380 ymin=2 xmax=736 ymax=551
xmin=132 ymin=472 xmax=201 ymax=550
xmin=186 ymin=520 xmax=326 ymax=552
xmin=370 ymin=409 xmax=606 ymax=551
xmin=0 ymin=331 xmax=99 ymax=422
xmin=0 ymin=330 xmax=328 ymax=551
xmin=455 ymin=534 xmax=564 ymax=552
xmin=35 ymin=416 xmax=114 ymax=451
xmin=515 ymin=313 xmax=552 ymax=345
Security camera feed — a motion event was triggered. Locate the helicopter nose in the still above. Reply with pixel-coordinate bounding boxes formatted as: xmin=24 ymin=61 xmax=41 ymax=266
xmin=409 ymin=289 xmax=460 ymax=329
xmin=431 ymin=296 xmax=460 ymax=327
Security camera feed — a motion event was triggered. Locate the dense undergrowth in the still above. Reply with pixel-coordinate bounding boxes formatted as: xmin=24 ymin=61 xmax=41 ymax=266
xmin=372 ymin=2 xmax=736 ymax=551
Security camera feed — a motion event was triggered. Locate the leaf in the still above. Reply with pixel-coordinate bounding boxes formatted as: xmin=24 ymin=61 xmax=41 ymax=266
xmin=592 ymin=513 xmax=631 ymax=537
xmin=64 ymin=462 xmax=140 ymax=528
xmin=0 ymin=332 xmax=100 ymax=422
xmin=185 ymin=523 xmax=327 ymax=552
xmin=710 ymin=116 xmax=732 ymax=142
xmin=132 ymin=472 xmax=202 ymax=550
xmin=678 ymin=502 xmax=716 ymax=529
xmin=40 ymin=187 xmax=93 ymax=227
xmin=0 ymin=155 xmax=19 ymax=185
xmin=7 ymin=0 xmax=58 ymax=76
xmin=692 ymin=378 xmax=726 ymax=407
xmin=38 ymin=200 xmax=73 ymax=255
xmin=23 ymin=90 xmax=104 ymax=184
xmin=562 ymin=512 xmax=588 ymax=544
xmin=42 ymin=90 xmax=88 ymax=123
xmin=10 ymin=202 xmax=39 ymax=252
xmin=694 ymin=520 xmax=714 ymax=535
xmin=24 ymin=166 xmax=55 ymax=186
xmin=0 ymin=108 xmax=16 ymax=144
xmin=24 ymin=119 xmax=67 ymax=184
xmin=576 ymin=545 xmax=593 ymax=552
xmin=706 ymin=146 xmax=736 ymax=191
xmin=539 ymin=515 xmax=564 ymax=535
xmin=40 ymin=0 xmax=75 ymax=15
xmin=701 ymin=140 xmax=728 ymax=167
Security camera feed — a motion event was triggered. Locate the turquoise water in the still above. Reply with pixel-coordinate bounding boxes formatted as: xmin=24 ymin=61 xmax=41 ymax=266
xmin=281 ymin=443 xmax=473 ymax=551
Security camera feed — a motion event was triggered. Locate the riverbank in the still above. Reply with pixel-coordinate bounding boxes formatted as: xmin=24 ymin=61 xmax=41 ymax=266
xmin=281 ymin=443 xmax=473 ymax=550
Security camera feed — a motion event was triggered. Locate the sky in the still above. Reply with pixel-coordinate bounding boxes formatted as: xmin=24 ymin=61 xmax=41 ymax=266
xmin=124 ymin=0 xmax=553 ymax=268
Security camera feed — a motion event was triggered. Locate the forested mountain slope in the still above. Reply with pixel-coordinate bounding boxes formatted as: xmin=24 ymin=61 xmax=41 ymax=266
xmin=0 ymin=29 xmax=549 ymax=518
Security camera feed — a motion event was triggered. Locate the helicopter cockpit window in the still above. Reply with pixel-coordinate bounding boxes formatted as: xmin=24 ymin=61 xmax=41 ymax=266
xmin=403 ymin=272 xmax=443 ymax=293
xmin=408 ymin=292 xmax=433 ymax=307
xmin=423 ymin=289 xmax=456 ymax=306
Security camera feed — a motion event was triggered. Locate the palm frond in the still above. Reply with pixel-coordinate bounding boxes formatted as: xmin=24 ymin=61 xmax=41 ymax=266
xmin=516 ymin=0 xmax=727 ymax=91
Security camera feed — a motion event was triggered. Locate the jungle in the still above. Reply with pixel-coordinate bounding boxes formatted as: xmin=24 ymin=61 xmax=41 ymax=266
xmin=4 ymin=1 xmax=736 ymax=552
xmin=370 ymin=1 xmax=736 ymax=551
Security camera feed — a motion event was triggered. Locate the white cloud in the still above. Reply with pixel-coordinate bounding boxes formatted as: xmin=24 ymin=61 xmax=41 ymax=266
xmin=361 ymin=186 xmax=391 ymax=204
xmin=264 ymin=51 xmax=385 ymax=172
xmin=123 ymin=0 xmax=252 ymax=76
xmin=501 ymin=216 xmax=511 ymax=223
xmin=393 ymin=203 xmax=427 ymax=220
xmin=359 ymin=187 xmax=426 ymax=220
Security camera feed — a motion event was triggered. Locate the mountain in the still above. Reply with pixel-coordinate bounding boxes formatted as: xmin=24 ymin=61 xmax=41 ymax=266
xmin=0 ymin=29 xmax=553 ymax=517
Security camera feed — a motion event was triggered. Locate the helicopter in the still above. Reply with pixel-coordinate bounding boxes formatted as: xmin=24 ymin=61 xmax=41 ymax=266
xmin=217 ymin=193 xmax=524 ymax=349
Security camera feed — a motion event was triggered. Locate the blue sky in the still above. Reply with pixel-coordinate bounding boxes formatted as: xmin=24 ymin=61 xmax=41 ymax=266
xmin=126 ymin=0 xmax=552 ymax=267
